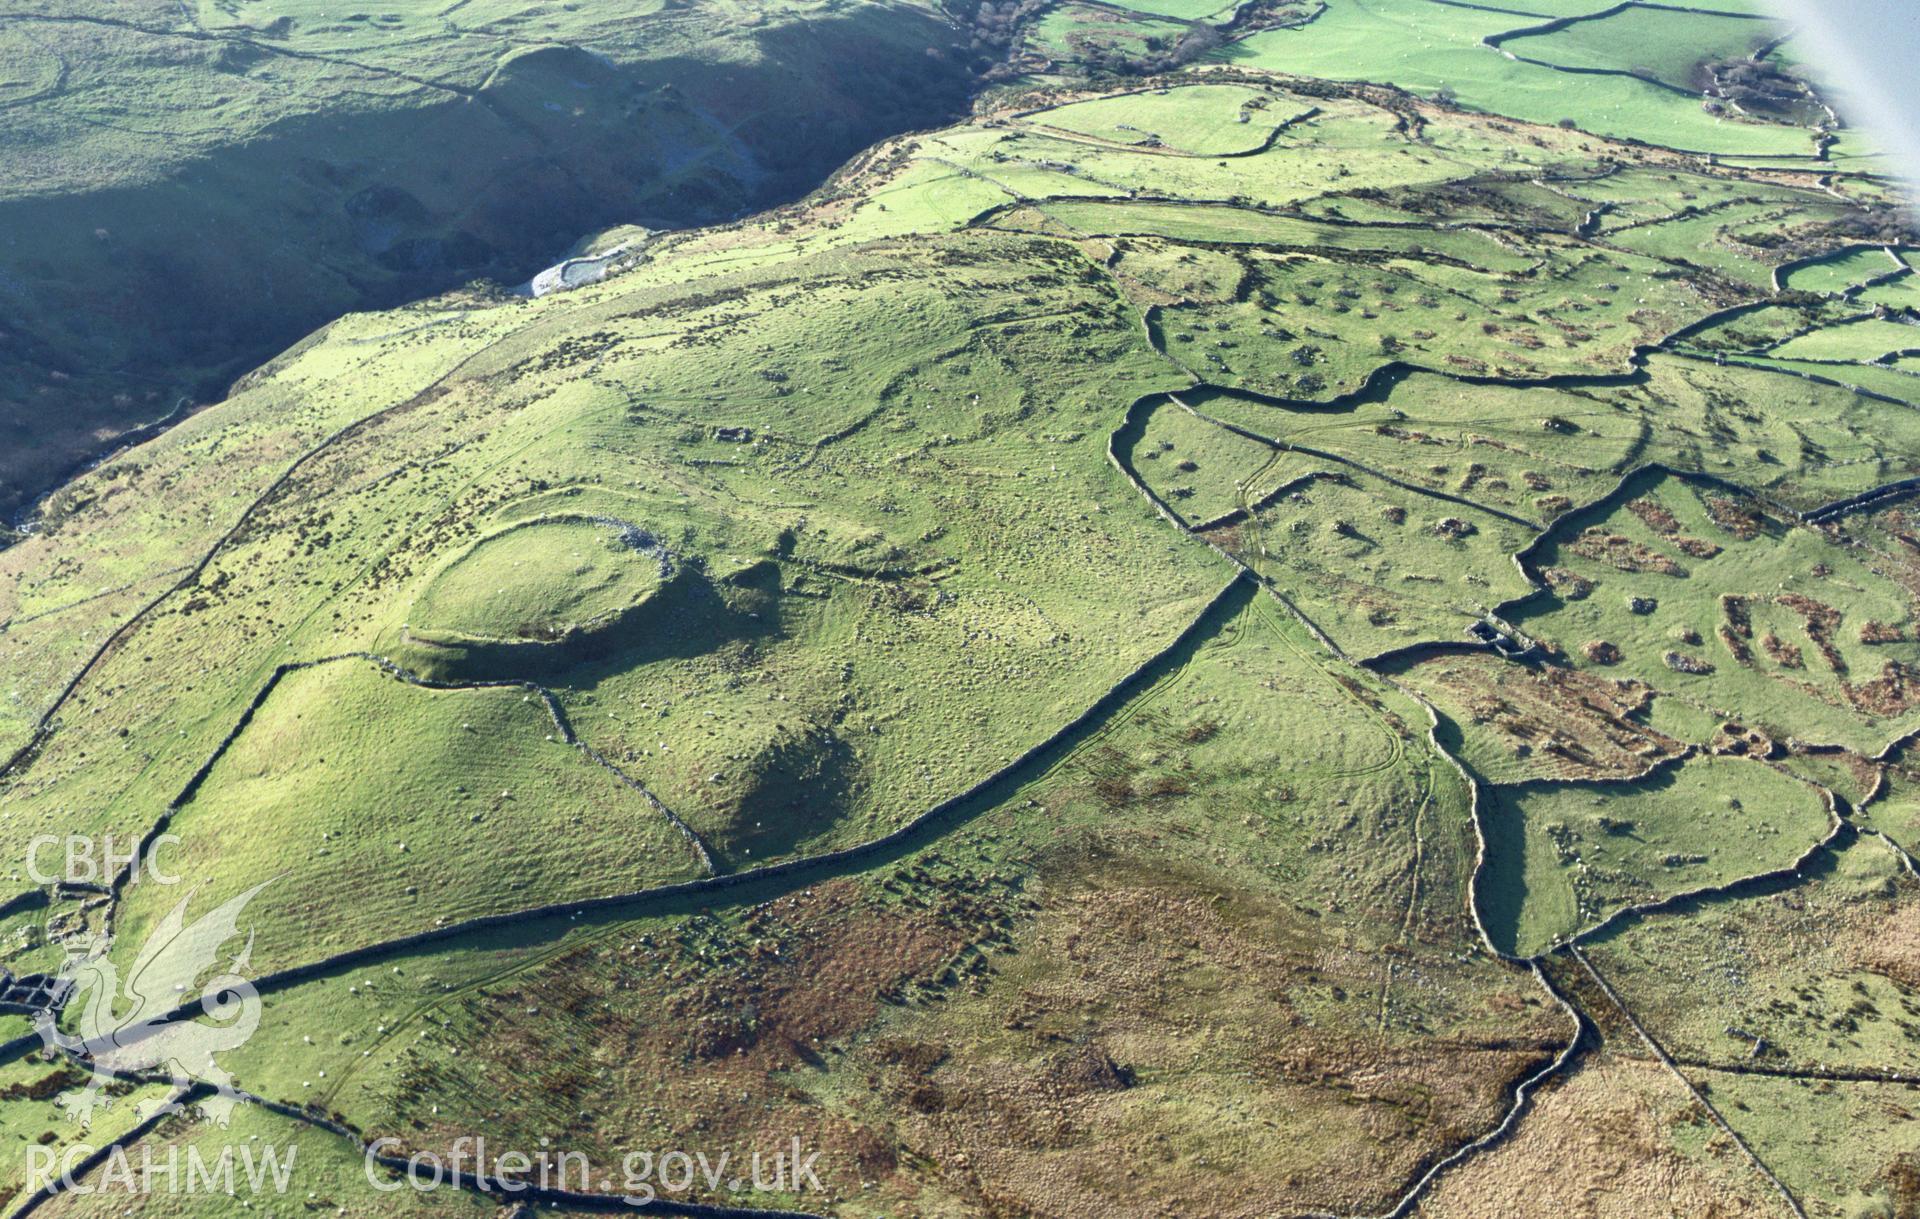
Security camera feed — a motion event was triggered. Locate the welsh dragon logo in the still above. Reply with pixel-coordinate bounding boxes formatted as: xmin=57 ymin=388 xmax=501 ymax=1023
xmin=35 ymin=881 xmax=272 ymax=1127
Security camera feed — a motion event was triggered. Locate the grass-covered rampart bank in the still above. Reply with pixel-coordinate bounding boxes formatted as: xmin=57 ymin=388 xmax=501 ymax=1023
xmin=4 ymin=2 xmax=1920 ymax=1216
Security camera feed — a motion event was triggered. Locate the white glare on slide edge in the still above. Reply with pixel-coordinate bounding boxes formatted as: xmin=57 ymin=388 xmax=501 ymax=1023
xmin=1770 ymin=0 xmax=1920 ymax=197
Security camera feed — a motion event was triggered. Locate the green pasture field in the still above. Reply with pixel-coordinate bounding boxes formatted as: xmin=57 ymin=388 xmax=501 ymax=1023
xmin=1479 ymin=754 xmax=1831 ymax=956
xmin=1111 ymin=238 xmax=1250 ymax=301
xmin=1778 ymin=246 xmax=1908 ymax=294
xmin=1717 ymin=352 xmax=1920 ymax=406
xmin=1601 ymin=197 xmax=1859 ymax=288
xmin=1125 ymin=396 xmax=1284 ymax=525
xmin=1498 ymin=5 xmax=1777 ymax=91
xmin=1232 ymin=457 xmax=1540 ymax=658
xmin=1676 ymin=301 xmax=1847 ymax=355
xmin=1221 ymin=0 xmax=1821 ymax=155
xmin=1568 ymin=834 xmax=1920 ymax=1217
xmin=0 ymin=1068 xmax=175 ymax=1214
xmin=1691 ymin=1070 xmax=1920 ymax=1218
xmin=1201 ymin=355 xmax=1920 ymax=522
xmin=1852 ymin=271 xmax=1920 ymax=310
xmin=1576 ymin=165 xmax=1829 ymax=231
xmin=1106 ymin=0 xmax=1239 ymax=17
xmin=1033 ymin=83 xmax=1311 ymax=155
xmin=1025 ymin=4 xmax=1190 ymax=66
xmin=1142 ymin=241 xmax=1696 ymax=402
xmin=1769 ymin=315 xmax=1920 ymax=362
xmin=107 ymin=657 xmax=708 ymax=976
xmin=1859 ymin=744 xmax=1920 ymax=861
xmin=1579 ymin=836 xmax=1920 ymax=1078
xmin=1021 ymin=200 xmax=1539 ymax=270
xmin=0 ymin=224 xmax=1229 ymax=910
xmin=980 ymin=96 xmax=1605 ymax=216
xmin=25 ymin=1104 xmax=496 ymax=1218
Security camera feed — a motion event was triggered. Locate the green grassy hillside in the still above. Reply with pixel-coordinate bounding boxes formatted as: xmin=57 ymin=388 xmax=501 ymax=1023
xmin=4 ymin=3 xmax=1919 ymax=1217
xmin=0 ymin=0 xmax=980 ymax=514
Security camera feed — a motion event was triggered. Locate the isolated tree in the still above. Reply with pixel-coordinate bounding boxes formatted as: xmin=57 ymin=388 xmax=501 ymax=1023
xmin=1173 ymin=20 xmax=1223 ymax=63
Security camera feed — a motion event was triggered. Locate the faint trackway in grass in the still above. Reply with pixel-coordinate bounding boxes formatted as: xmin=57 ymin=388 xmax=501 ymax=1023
xmin=0 ymin=564 xmax=189 ymax=635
